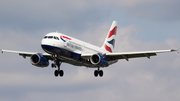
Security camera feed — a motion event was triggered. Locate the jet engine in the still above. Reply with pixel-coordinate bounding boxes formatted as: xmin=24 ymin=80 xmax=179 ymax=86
xmin=90 ymin=54 xmax=109 ymax=67
xmin=30 ymin=54 xmax=49 ymax=67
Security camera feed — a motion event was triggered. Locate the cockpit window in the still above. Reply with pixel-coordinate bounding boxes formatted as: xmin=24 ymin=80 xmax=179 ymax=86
xmin=54 ymin=36 xmax=59 ymax=40
xmin=44 ymin=36 xmax=59 ymax=40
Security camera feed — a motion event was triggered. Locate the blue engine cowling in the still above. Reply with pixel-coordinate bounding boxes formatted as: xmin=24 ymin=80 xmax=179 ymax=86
xmin=90 ymin=54 xmax=109 ymax=67
xmin=30 ymin=54 xmax=49 ymax=67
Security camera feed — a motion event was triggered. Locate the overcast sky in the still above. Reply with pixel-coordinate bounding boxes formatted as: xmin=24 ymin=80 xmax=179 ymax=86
xmin=0 ymin=0 xmax=180 ymax=101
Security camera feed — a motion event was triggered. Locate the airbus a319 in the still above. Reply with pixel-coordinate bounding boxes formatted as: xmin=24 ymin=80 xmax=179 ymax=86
xmin=2 ymin=21 xmax=177 ymax=77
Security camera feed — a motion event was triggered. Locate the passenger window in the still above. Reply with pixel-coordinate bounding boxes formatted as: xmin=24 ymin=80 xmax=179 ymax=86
xmin=48 ymin=36 xmax=53 ymax=38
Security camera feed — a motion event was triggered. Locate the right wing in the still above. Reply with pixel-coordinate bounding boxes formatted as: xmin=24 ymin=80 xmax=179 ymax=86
xmin=81 ymin=49 xmax=177 ymax=61
xmin=105 ymin=49 xmax=177 ymax=61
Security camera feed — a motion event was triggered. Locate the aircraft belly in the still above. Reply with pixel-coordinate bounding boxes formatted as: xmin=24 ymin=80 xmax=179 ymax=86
xmin=42 ymin=45 xmax=96 ymax=67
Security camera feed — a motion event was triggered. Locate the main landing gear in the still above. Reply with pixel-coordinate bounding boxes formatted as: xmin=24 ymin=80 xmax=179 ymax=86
xmin=51 ymin=54 xmax=104 ymax=77
xmin=94 ymin=67 xmax=103 ymax=77
xmin=52 ymin=62 xmax=64 ymax=77
xmin=51 ymin=54 xmax=64 ymax=77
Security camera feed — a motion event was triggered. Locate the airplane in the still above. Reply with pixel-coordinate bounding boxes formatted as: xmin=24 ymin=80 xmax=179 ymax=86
xmin=1 ymin=21 xmax=177 ymax=77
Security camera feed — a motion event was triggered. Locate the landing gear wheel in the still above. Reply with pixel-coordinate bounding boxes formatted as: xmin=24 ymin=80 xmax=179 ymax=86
xmin=94 ymin=70 xmax=98 ymax=77
xmin=51 ymin=63 xmax=56 ymax=68
xmin=54 ymin=70 xmax=58 ymax=77
xmin=94 ymin=69 xmax=104 ymax=77
xmin=99 ymin=70 xmax=103 ymax=77
xmin=59 ymin=70 xmax=64 ymax=77
xmin=54 ymin=70 xmax=64 ymax=77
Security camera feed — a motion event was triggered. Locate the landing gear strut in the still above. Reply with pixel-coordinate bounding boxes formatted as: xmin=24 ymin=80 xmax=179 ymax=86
xmin=94 ymin=67 xmax=103 ymax=77
xmin=51 ymin=54 xmax=64 ymax=77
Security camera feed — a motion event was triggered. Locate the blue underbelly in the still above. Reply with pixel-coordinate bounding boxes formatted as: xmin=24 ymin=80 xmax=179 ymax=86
xmin=41 ymin=45 xmax=96 ymax=67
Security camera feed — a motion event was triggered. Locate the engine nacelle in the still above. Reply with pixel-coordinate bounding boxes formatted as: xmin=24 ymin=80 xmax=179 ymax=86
xmin=90 ymin=54 xmax=109 ymax=67
xmin=30 ymin=54 xmax=49 ymax=67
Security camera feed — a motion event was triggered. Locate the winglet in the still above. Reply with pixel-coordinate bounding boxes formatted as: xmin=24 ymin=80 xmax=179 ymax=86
xmin=177 ymin=48 xmax=179 ymax=54
xmin=171 ymin=49 xmax=179 ymax=54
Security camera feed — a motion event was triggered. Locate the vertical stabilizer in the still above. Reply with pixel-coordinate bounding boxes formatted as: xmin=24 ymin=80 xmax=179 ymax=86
xmin=101 ymin=21 xmax=117 ymax=53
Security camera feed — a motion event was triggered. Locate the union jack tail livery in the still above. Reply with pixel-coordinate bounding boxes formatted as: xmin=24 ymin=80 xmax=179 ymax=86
xmin=101 ymin=21 xmax=117 ymax=53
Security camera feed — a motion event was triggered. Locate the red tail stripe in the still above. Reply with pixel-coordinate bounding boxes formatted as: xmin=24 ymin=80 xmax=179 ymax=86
xmin=104 ymin=44 xmax=112 ymax=53
xmin=108 ymin=26 xmax=117 ymax=38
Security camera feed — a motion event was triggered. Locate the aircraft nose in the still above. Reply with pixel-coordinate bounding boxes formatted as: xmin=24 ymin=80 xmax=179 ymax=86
xmin=41 ymin=39 xmax=54 ymax=53
xmin=41 ymin=44 xmax=52 ymax=53
xmin=41 ymin=38 xmax=47 ymax=45
xmin=41 ymin=38 xmax=53 ymax=46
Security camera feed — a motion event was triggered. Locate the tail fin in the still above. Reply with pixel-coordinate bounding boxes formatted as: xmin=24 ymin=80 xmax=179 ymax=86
xmin=101 ymin=21 xmax=117 ymax=53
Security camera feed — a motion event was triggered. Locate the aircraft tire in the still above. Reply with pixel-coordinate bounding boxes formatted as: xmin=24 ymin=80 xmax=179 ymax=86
xmin=94 ymin=70 xmax=98 ymax=77
xmin=59 ymin=70 xmax=64 ymax=77
xmin=99 ymin=70 xmax=103 ymax=77
xmin=54 ymin=70 xmax=58 ymax=77
xmin=51 ymin=63 xmax=56 ymax=68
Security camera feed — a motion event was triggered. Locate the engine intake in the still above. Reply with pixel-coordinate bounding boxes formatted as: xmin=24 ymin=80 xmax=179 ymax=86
xmin=31 ymin=54 xmax=49 ymax=67
xmin=90 ymin=54 xmax=109 ymax=67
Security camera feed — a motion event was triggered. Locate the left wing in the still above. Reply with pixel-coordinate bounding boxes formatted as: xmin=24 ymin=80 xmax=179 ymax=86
xmin=1 ymin=49 xmax=51 ymax=59
xmin=105 ymin=49 xmax=177 ymax=61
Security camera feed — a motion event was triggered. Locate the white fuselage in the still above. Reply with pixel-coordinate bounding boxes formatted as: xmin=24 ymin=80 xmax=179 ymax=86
xmin=41 ymin=32 xmax=110 ymax=67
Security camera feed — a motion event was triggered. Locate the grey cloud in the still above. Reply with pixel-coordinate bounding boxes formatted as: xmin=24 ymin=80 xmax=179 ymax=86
xmin=1 ymin=0 xmax=180 ymax=35
xmin=94 ymin=0 xmax=180 ymax=21
xmin=0 ymin=0 xmax=107 ymax=33
xmin=127 ymin=1 xmax=180 ymax=21
xmin=116 ymin=0 xmax=180 ymax=21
